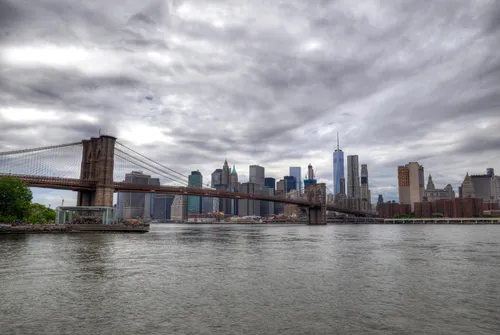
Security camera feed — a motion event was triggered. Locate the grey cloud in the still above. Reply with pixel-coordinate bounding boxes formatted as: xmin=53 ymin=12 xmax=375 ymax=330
xmin=1 ymin=0 xmax=500 ymax=205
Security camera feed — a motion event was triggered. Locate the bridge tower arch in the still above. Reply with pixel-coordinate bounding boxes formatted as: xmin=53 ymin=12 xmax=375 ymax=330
xmin=77 ymin=135 xmax=116 ymax=207
xmin=306 ymin=183 xmax=327 ymax=225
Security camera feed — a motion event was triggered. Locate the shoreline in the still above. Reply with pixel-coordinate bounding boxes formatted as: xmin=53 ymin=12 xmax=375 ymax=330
xmin=0 ymin=223 xmax=149 ymax=234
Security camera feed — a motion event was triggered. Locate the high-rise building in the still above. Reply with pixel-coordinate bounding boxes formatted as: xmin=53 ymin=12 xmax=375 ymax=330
xmin=238 ymin=182 xmax=260 ymax=216
xmin=260 ymin=186 xmax=274 ymax=216
xmin=264 ymin=177 xmax=276 ymax=190
xmin=187 ymin=171 xmax=203 ymax=214
xmin=360 ymin=164 xmax=371 ymax=211
xmin=397 ymin=162 xmax=424 ymax=210
xmin=284 ymin=176 xmax=297 ymax=193
xmin=116 ymin=171 xmax=160 ymax=220
xmin=230 ymin=165 xmax=239 ymax=190
xmin=461 ymin=173 xmax=475 ymax=198
xmin=249 ymin=165 xmax=265 ymax=189
xmin=304 ymin=164 xmax=317 ymax=193
xmin=211 ymin=169 xmax=222 ymax=188
xmin=221 ymin=160 xmax=230 ymax=186
xmin=487 ymin=168 xmax=495 ymax=177
xmin=333 ymin=133 xmax=345 ymax=195
xmin=347 ymin=155 xmax=360 ymax=199
xmin=289 ymin=167 xmax=302 ymax=195
xmin=339 ymin=177 xmax=346 ymax=195
xmin=277 ymin=179 xmax=285 ymax=194
xmin=170 ymin=195 xmax=187 ymax=221
xmin=152 ymin=195 xmax=175 ymax=220
xmin=377 ymin=194 xmax=384 ymax=205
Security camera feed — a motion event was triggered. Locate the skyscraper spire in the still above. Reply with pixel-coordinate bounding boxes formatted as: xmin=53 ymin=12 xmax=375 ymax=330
xmin=336 ymin=132 xmax=340 ymax=150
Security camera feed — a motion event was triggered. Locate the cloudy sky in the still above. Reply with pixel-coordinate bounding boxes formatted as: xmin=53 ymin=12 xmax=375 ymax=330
xmin=1 ymin=0 xmax=499 ymax=206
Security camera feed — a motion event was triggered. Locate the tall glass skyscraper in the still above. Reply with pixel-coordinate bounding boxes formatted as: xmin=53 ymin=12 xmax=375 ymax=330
xmin=333 ymin=133 xmax=345 ymax=195
xmin=289 ymin=167 xmax=302 ymax=194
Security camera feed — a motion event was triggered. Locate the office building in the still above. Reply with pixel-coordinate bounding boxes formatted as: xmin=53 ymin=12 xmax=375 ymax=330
xmin=487 ymin=168 xmax=495 ymax=177
xmin=187 ymin=171 xmax=203 ymax=214
xmin=277 ymin=179 xmax=285 ymax=193
xmin=284 ymin=176 xmax=297 ymax=193
xmin=211 ymin=169 xmax=222 ymax=188
xmin=264 ymin=177 xmax=276 ymax=190
xmin=397 ymin=162 xmax=424 ymax=210
xmin=221 ymin=160 xmax=230 ymax=186
xmin=171 ymin=195 xmax=187 ymax=221
xmin=249 ymin=165 xmax=265 ymax=189
xmin=347 ymin=155 xmax=360 ymax=199
xmin=230 ymin=165 xmax=239 ymax=191
xmin=238 ymin=182 xmax=260 ymax=216
xmin=260 ymin=186 xmax=275 ymax=216
xmin=424 ymin=174 xmax=455 ymax=202
xmin=333 ymin=133 xmax=345 ymax=195
xmin=116 ymin=171 xmax=160 ymax=220
xmin=360 ymin=164 xmax=371 ymax=211
xmin=152 ymin=195 xmax=175 ymax=220
xmin=304 ymin=164 xmax=317 ymax=192
xmin=289 ymin=167 xmax=302 ymax=195
xmin=377 ymin=194 xmax=384 ymax=205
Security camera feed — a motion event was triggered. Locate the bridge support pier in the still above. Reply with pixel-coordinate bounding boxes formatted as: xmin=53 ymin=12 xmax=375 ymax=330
xmin=77 ymin=135 xmax=116 ymax=207
xmin=308 ymin=205 xmax=327 ymax=225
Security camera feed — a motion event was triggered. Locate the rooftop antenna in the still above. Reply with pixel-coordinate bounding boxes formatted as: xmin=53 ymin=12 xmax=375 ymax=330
xmin=336 ymin=132 xmax=340 ymax=150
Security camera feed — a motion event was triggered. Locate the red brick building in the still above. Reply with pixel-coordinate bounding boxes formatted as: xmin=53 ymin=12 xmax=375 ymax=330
xmin=413 ymin=198 xmax=483 ymax=218
xmin=377 ymin=202 xmax=411 ymax=218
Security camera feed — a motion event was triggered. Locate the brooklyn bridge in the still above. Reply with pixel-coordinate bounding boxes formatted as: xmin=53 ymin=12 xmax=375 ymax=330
xmin=0 ymin=135 xmax=374 ymax=224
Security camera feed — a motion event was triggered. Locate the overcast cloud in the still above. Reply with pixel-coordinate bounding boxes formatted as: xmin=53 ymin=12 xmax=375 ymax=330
xmin=1 ymin=0 xmax=499 ymax=206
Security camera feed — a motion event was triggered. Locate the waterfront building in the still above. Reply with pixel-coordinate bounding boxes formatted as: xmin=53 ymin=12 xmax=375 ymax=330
xmin=171 ymin=195 xmax=187 ymax=221
xmin=116 ymin=171 xmax=160 ymax=220
xmin=347 ymin=155 xmax=360 ymax=199
xmin=152 ymin=195 xmax=175 ymax=220
xmin=289 ymin=167 xmax=302 ymax=195
xmin=333 ymin=133 xmax=345 ymax=195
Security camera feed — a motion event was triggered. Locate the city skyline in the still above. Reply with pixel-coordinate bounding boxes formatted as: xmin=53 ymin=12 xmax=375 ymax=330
xmin=1 ymin=1 xmax=499 ymax=206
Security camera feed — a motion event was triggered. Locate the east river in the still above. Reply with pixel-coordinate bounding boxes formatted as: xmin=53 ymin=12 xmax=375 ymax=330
xmin=1 ymin=224 xmax=499 ymax=334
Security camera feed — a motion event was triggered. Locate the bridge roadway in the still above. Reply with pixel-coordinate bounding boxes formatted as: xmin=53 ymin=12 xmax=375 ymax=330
xmin=1 ymin=174 xmax=371 ymax=217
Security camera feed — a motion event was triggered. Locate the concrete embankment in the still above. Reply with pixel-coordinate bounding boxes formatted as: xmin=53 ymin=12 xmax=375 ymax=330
xmin=0 ymin=224 xmax=149 ymax=234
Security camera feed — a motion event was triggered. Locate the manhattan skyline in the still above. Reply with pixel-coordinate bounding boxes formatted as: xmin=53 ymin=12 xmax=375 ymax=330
xmin=1 ymin=1 xmax=499 ymax=206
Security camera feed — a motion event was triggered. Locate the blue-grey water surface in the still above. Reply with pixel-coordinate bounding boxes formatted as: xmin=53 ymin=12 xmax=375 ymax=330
xmin=1 ymin=224 xmax=499 ymax=335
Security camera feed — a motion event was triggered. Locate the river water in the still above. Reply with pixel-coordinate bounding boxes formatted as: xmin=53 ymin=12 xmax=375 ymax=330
xmin=1 ymin=224 xmax=499 ymax=335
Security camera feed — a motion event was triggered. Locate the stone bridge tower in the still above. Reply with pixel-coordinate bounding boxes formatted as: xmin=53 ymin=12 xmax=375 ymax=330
xmin=77 ymin=135 xmax=116 ymax=207
xmin=306 ymin=183 xmax=327 ymax=225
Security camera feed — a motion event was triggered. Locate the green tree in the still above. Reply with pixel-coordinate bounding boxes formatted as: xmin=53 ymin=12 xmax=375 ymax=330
xmin=0 ymin=177 xmax=33 ymax=222
xmin=28 ymin=203 xmax=56 ymax=224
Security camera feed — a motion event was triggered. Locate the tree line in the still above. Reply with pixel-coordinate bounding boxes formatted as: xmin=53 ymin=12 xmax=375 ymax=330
xmin=0 ymin=177 xmax=56 ymax=223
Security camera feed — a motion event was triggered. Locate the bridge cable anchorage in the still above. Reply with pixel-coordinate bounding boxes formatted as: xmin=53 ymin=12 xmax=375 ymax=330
xmin=114 ymin=148 xmax=188 ymax=186
xmin=115 ymin=141 xmax=188 ymax=179
xmin=114 ymin=150 xmax=189 ymax=186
